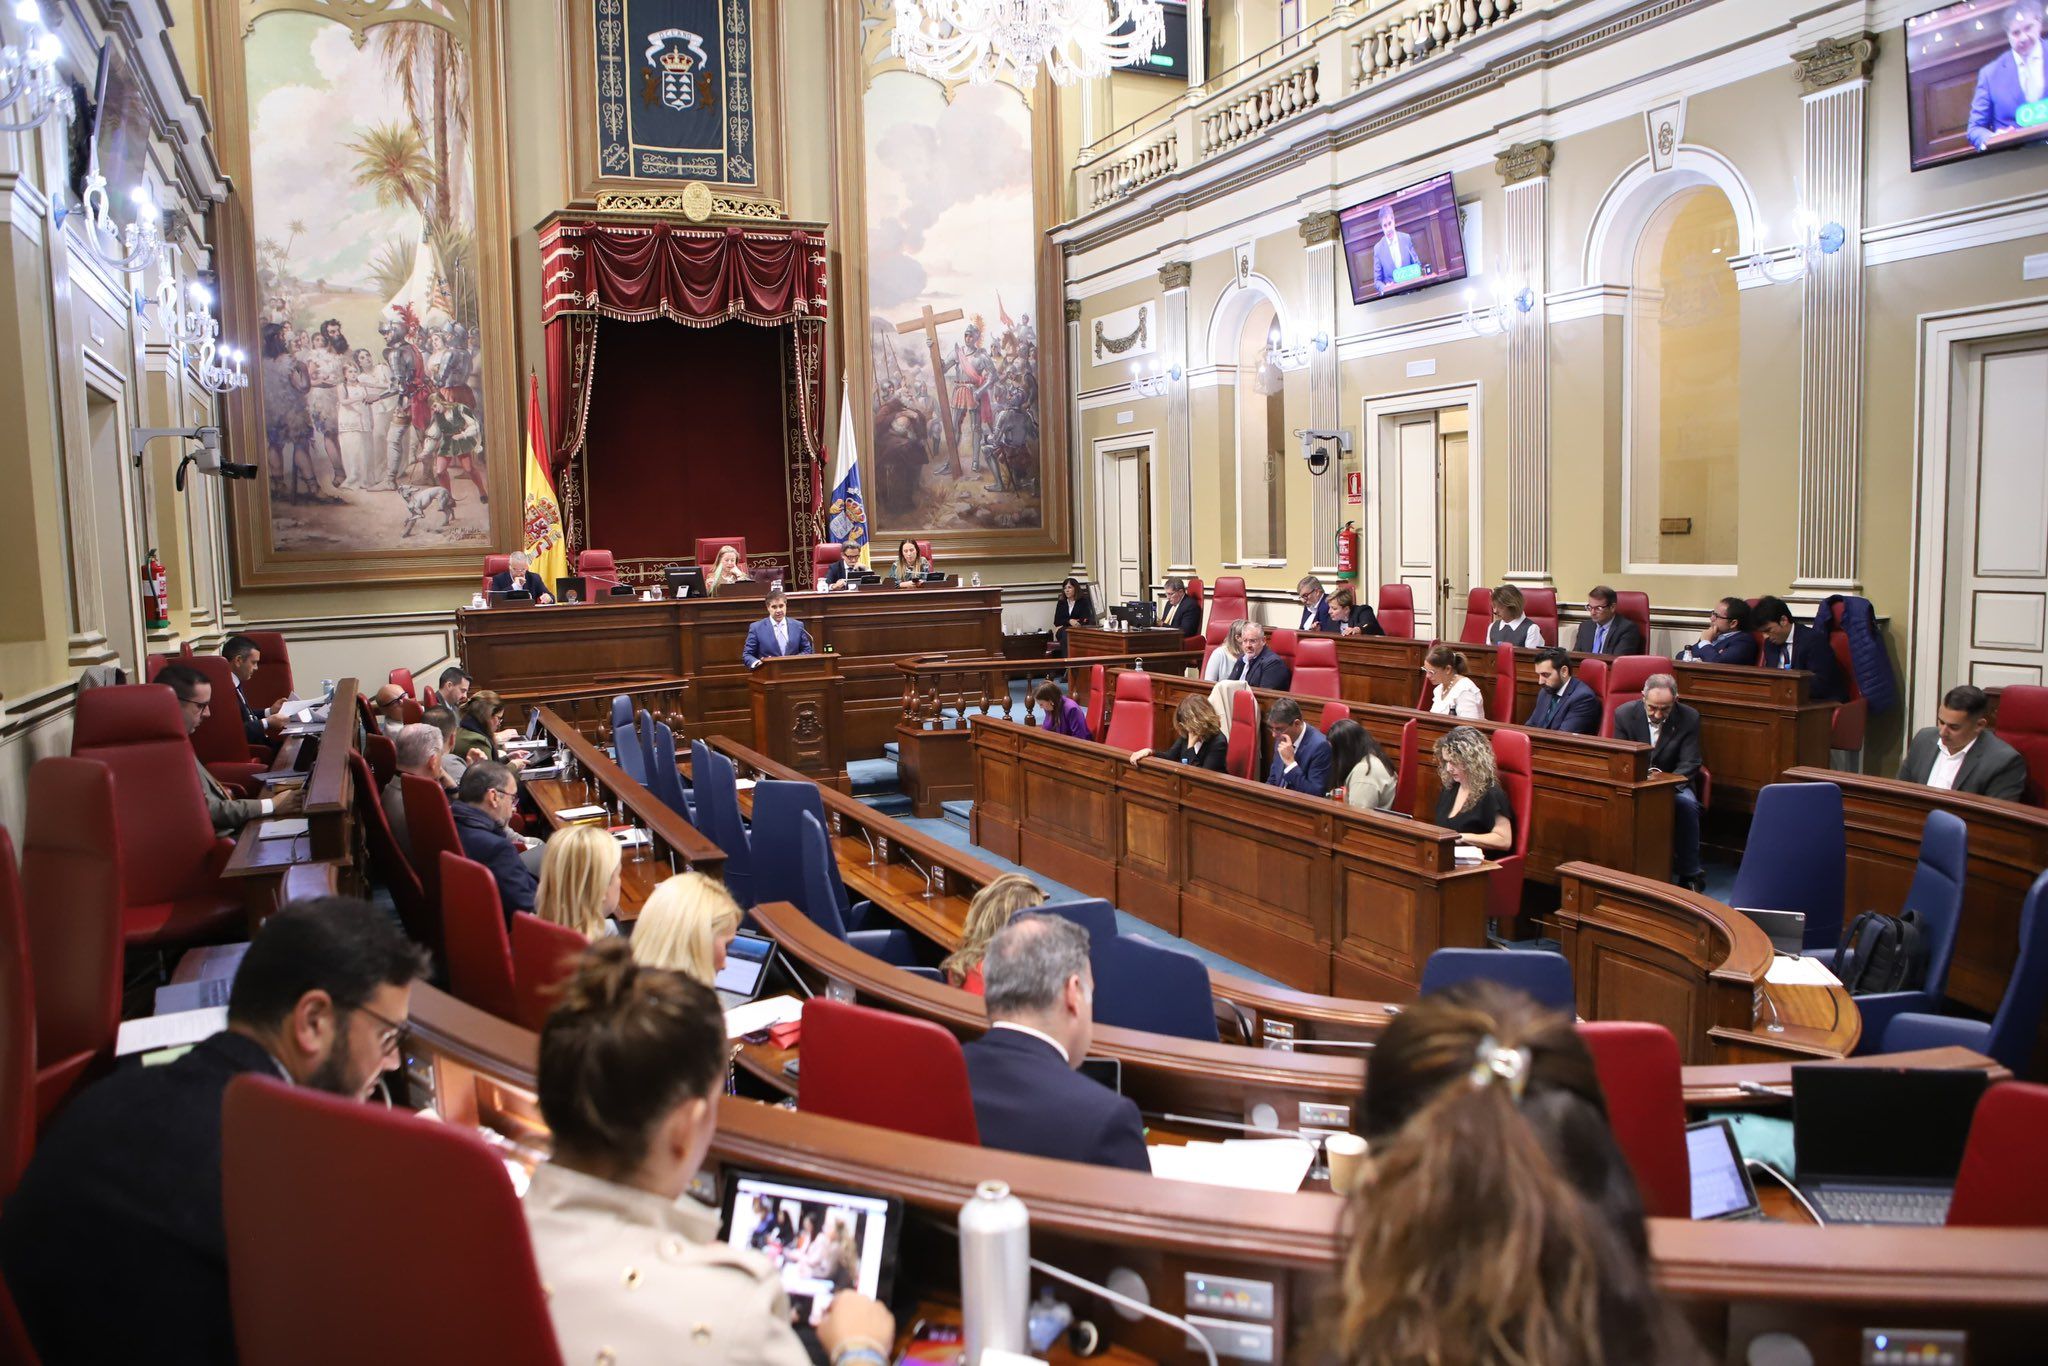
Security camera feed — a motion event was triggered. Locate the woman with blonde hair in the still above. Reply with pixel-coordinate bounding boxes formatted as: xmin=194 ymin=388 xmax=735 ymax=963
xmin=631 ymin=872 xmax=743 ymax=986
xmin=707 ymin=544 xmax=749 ymax=594
xmin=940 ymin=872 xmax=1045 ymax=994
xmin=1129 ymin=694 xmax=1227 ymax=771
xmin=536 ymin=824 xmax=623 ymax=940
xmin=1326 ymin=982 xmax=1699 ymax=1366
xmin=1432 ymin=725 xmax=1514 ymax=856
xmin=1202 ymin=619 xmax=1248 ymax=684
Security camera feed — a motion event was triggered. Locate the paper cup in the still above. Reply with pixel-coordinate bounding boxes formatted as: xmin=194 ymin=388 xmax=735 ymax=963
xmin=1325 ymin=1132 xmax=1369 ymax=1196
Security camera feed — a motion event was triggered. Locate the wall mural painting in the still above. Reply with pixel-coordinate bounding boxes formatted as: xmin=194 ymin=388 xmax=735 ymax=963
xmin=243 ymin=9 xmax=488 ymax=554
xmin=863 ymin=73 xmax=1043 ymax=534
xmin=593 ymin=0 xmax=759 ymax=185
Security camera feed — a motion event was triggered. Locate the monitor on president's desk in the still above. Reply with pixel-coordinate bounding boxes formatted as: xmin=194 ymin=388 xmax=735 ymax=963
xmin=555 ymin=575 xmax=586 ymax=604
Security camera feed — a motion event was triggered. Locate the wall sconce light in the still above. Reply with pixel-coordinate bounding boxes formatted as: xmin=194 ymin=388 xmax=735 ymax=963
xmin=55 ymin=149 xmax=167 ymax=273
xmin=0 ymin=1 xmax=70 ymax=132
xmin=1265 ymin=327 xmax=1328 ymax=373
xmin=1464 ymin=279 xmax=1535 ymax=336
xmin=1132 ymin=359 xmax=1181 ymax=397
xmin=1745 ymin=209 xmax=1846 ymax=286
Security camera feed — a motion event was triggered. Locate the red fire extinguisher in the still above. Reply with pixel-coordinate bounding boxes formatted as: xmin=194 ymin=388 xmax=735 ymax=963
xmin=141 ymin=548 xmax=169 ymax=630
xmin=1335 ymin=521 xmax=1359 ymax=581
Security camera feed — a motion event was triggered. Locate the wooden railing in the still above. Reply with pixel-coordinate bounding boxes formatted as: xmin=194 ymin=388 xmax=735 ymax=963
xmin=532 ymin=704 xmax=725 ymax=881
xmin=893 ymin=651 xmax=1181 ymax=729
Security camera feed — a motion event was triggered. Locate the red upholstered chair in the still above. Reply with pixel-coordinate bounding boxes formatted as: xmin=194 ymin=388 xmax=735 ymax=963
xmin=0 ymin=1265 xmax=35 ymax=1366
xmin=1318 ymin=701 xmax=1352 ymax=733
xmin=1226 ymin=688 xmax=1260 ymax=780
xmin=0 ymin=828 xmax=34 ymax=1201
xmin=1578 ymin=1021 xmax=1689 ymax=1221
xmin=1294 ymin=638 xmax=1340 ymax=698
xmin=364 ymin=732 xmax=398 ymax=792
xmin=1488 ymin=643 xmax=1518 ymax=723
xmin=388 ymin=668 xmax=416 ymax=702
xmin=915 ymin=539 xmax=936 ymax=566
xmin=576 ymin=548 xmax=622 ymax=591
xmin=1393 ymin=718 xmax=1420 ymax=815
xmin=1825 ymin=600 xmax=1868 ymax=757
xmin=1103 ymin=670 xmax=1155 ymax=751
xmin=1993 ymin=684 xmax=2048 ymax=808
xmin=401 ymin=774 xmax=463 ymax=905
xmin=1458 ymin=587 xmax=1493 ymax=644
xmin=481 ymin=553 xmax=511 ymax=597
xmin=1523 ymin=589 xmax=1559 ymax=650
xmin=422 ymin=685 xmax=441 ymax=708
xmin=1615 ymin=591 xmax=1652 ymax=648
xmin=237 ymin=631 xmax=294 ymax=712
xmin=1376 ymin=584 xmax=1416 ymax=638
xmin=1204 ymin=576 xmax=1248 ymax=666
xmin=1571 ymin=656 xmax=1609 ymax=716
xmin=347 ymin=752 xmax=430 ymax=955
xmin=695 ymin=536 xmax=750 ymax=574
xmin=69 ymin=686 xmax=240 ymax=952
xmin=1947 ymin=1081 xmax=2048 ymax=1228
xmin=397 ymin=698 xmax=424 ymax=725
xmin=797 ymin=998 xmax=979 ymax=1144
xmin=1083 ymin=664 xmax=1107 ymax=739
xmin=1599 ymin=655 xmax=1668 ymax=737
xmin=222 ymin=1075 xmax=564 ymax=1366
xmin=20 ymin=760 xmax=123 ymax=1128
xmin=177 ymin=653 xmax=269 ymax=791
xmin=511 ymin=912 xmax=588 ymax=1033
xmin=1182 ymin=577 xmax=1208 ymax=658
xmin=1490 ymin=729 xmax=1534 ymax=927
xmin=1270 ymin=628 xmax=1298 ymax=661
xmin=811 ymin=542 xmax=845 ymax=583
xmin=442 ymin=853 xmax=519 ymax=1025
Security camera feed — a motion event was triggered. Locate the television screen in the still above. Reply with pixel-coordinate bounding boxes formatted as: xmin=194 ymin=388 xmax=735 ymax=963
xmin=1114 ymin=2 xmax=1207 ymax=79
xmin=1905 ymin=1 xmax=2048 ymax=171
xmin=1339 ymin=173 xmax=1468 ymax=305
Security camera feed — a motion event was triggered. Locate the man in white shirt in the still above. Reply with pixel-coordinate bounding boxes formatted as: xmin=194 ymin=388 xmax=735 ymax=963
xmin=742 ymin=589 xmax=815 ymax=668
xmin=1897 ymin=684 xmax=2028 ymax=802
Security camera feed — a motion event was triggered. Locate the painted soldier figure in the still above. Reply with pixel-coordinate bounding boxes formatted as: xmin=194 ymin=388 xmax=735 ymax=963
xmin=376 ymin=308 xmax=432 ymax=489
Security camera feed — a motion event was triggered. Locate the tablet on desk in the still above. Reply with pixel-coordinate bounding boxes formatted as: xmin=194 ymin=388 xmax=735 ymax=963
xmin=719 ymin=1170 xmax=901 ymax=1327
xmin=1686 ymin=1119 xmax=1761 ymax=1220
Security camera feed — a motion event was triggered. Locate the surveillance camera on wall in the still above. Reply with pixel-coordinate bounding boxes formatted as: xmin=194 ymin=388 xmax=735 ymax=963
xmin=1296 ymin=427 xmax=1352 ymax=475
xmin=133 ymin=423 xmax=258 ymax=490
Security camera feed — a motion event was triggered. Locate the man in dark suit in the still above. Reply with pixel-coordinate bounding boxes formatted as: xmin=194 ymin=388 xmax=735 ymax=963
xmin=487 ymin=550 xmax=555 ymax=603
xmin=1754 ymin=595 xmax=1844 ymax=702
xmin=1674 ymin=597 xmax=1757 ymax=666
xmin=1231 ymin=622 xmax=1293 ymax=690
xmin=1898 ymin=684 xmax=2030 ymax=802
xmin=161 ymin=663 xmax=304 ymax=833
xmin=961 ymin=915 xmax=1149 ymax=1172
xmin=1571 ymin=585 xmax=1644 ymax=656
xmin=1967 ymin=0 xmax=2045 ymax=151
xmin=742 ymin=589 xmax=816 ymax=669
xmin=1612 ymin=672 xmax=1707 ymax=891
xmin=1160 ymin=577 xmax=1202 ymax=638
xmin=1294 ymin=575 xmax=1334 ymax=633
xmin=1264 ymin=697 xmax=1333 ymax=795
xmin=223 ymin=633 xmax=286 ymax=747
xmin=0 ymin=898 xmax=428 ymax=1366
xmin=1526 ymin=647 xmax=1601 ymax=734
xmin=452 ymin=760 xmax=541 ymax=921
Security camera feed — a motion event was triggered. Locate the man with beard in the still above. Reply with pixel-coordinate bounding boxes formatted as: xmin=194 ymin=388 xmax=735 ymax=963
xmin=0 ymin=898 xmax=430 ymax=1366
xmin=302 ymin=317 xmax=350 ymax=489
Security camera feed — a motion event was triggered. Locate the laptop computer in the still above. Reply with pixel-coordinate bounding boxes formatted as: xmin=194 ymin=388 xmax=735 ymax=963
xmin=713 ymin=931 xmax=775 ymax=1010
xmin=555 ymin=574 xmax=586 ymax=603
xmin=1737 ymin=907 xmax=1807 ymax=956
xmin=1686 ymin=1119 xmax=1762 ymax=1220
xmin=1792 ymin=1065 xmax=1987 ymax=1225
xmin=486 ymin=590 xmax=535 ymax=608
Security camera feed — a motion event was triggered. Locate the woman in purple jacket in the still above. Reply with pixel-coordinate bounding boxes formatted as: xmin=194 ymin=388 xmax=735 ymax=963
xmin=1033 ymin=680 xmax=1093 ymax=739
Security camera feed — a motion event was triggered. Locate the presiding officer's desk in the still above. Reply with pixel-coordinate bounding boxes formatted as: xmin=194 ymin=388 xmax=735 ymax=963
xmin=457 ymin=585 xmax=1003 ymax=759
xmin=403 ymin=985 xmax=2048 ymax=1366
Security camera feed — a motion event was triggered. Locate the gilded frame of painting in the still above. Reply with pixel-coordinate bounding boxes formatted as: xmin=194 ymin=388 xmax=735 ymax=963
xmin=827 ymin=0 xmax=1071 ymax=563
xmin=204 ymin=0 xmax=521 ymax=587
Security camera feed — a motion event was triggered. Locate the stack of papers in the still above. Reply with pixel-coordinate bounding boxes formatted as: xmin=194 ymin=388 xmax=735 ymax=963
xmin=154 ymin=976 xmax=234 ymax=1014
xmin=116 ymin=1007 xmax=228 ymax=1058
xmin=725 ymin=994 xmax=803 ymax=1040
xmin=1453 ymin=843 xmax=1486 ymax=865
xmin=611 ymin=826 xmax=652 ymax=848
xmin=171 ymin=942 xmax=250 ymax=986
xmin=553 ymin=804 xmax=607 ymax=823
xmin=258 ymin=818 xmax=311 ymax=840
xmin=1147 ymin=1138 xmax=1317 ymax=1193
xmin=1764 ymin=955 xmax=1842 ymax=987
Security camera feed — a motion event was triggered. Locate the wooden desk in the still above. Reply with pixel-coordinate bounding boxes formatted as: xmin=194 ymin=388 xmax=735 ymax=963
xmin=1786 ymin=766 xmax=2048 ymax=1017
xmin=748 ymin=653 xmax=848 ymax=790
xmin=1065 ymin=624 xmax=1194 ymax=675
xmin=1331 ymin=634 xmax=1432 ymax=708
xmin=220 ymin=678 xmax=362 ymax=927
xmin=407 ymin=986 xmax=2048 ymax=1366
xmin=459 ymin=587 xmax=1003 ymax=759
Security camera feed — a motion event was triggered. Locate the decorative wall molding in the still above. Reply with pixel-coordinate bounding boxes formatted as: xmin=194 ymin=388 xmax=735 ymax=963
xmin=1297 ymin=210 xmax=1340 ymax=245
xmin=1090 ymin=302 xmax=1155 ymax=364
xmin=1862 ymin=191 xmax=2048 ymax=268
xmin=1504 ymin=173 xmax=1550 ymax=584
xmin=1494 ymin=139 xmax=1553 ymax=185
xmin=1642 ymin=98 xmax=1684 ymax=174
xmin=1158 ymin=260 xmax=1193 ymax=291
xmin=1064 ymin=299 xmax=1083 ymax=324
xmin=1544 ymin=284 xmax=1630 ymax=324
xmin=1792 ymin=32 xmax=1876 ymax=95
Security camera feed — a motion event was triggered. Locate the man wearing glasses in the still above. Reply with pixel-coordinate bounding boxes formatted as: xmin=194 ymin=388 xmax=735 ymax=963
xmin=1675 ymin=596 xmax=1758 ymax=666
xmin=0 ymin=898 xmax=430 ymax=1366
xmin=1612 ymin=673 xmax=1707 ymax=892
xmin=452 ymin=758 xmax=542 ymax=922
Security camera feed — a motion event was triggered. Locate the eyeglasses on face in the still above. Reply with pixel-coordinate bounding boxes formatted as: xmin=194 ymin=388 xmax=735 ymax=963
xmin=353 ymin=1002 xmax=408 ymax=1056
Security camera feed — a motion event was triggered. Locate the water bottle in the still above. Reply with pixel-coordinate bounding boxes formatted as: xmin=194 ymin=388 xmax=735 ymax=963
xmin=771 ymin=578 xmax=784 ymax=594
xmin=960 ymin=1180 xmax=1030 ymax=1364
xmin=971 ymin=570 xmax=982 ymax=588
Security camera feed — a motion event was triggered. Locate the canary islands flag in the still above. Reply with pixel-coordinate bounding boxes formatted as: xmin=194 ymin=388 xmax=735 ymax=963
xmin=826 ymin=381 xmax=870 ymax=570
xmin=522 ymin=373 xmax=569 ymax=587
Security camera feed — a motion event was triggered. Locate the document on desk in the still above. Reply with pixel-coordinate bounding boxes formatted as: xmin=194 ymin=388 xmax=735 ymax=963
xmin=553 ymin=804 xmax=607 ymax=823
xmin=1764 ymin=955 xmax=1842 ymax=988
xmin=1147 ymin=1138 xmax=1317 ymax=1193
xmin=116 ymin=1007 xmax=229 ymax=1057
xmin=257 ymin=817 xmax=311 ymax=840
xmin=724 ymin=994 xmax=803 ymax=1040
xmin=171 ymin=941 xmax=251 ymax=985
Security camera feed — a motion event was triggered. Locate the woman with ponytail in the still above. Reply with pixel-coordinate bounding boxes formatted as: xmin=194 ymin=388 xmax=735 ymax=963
xmin=1328 ymin=982 xmax=1700 ymax=1366
xmin=524 ymin=940 xmax=894 ymax=1365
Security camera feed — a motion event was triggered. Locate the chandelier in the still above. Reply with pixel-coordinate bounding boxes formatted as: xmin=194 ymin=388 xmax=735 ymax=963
xmin=891 ymin=0 xmax=1167 ymax=87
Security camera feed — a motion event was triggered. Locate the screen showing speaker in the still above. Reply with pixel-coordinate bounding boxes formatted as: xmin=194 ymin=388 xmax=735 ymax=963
xmin=1339 ymin=172 xmax=1469 ymax=305
xmin=1905 ymin=1 xmax=2048 ymax=170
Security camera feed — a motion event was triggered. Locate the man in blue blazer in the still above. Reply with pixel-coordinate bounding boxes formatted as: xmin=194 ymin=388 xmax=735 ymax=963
xmin=1370 ymin=204 xmax=1424 ymax=292
xmin=1675 ymin=597 xmax=1759 ymax=667
xmin=1294 ymin=575 xmax=1335 ymax=633
xmin=452 ymin=760 xmax=541 ymax=922
xmin=1264 ymin=697 xmax=1333 ymax=794
xmin=1754 ymin=595 xmax=1844 ymax=702
xmin=1161 ymin=577 xmax=1202 ymax=638
xmin=1526 ymin=647 xmax=1601 ymax=735
xmin=743 ymin=589 xmax=816 ymax=669
xmin=961 ymin=916 xmax=1150 ymax=1172
xmin=1230 ymin=622 xmax=1293 ymax=690
xmin=1967 ymin=2 xmax=2046 ymax=151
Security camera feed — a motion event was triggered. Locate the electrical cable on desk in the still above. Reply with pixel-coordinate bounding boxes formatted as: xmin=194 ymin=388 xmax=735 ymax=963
xmin=1745 ymin=1159 xmax=1827 ymax=1225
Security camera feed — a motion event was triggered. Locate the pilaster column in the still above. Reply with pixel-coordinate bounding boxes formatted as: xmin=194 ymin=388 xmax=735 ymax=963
xmin=1300 ymin=211 xmax=1341 ymax=569
xmin=1496 ymin=140 xmax=1552 ymax=585
xmin=1065 ymin=298 xmax=1088 ymax=580
xmin=1159 ymin=261 xmax=1194 ymax=572
xmin=1186 ymin=0 xmax=1206 ymax=90
xmin=1790 ymin=34 xmax=1875 ymax=598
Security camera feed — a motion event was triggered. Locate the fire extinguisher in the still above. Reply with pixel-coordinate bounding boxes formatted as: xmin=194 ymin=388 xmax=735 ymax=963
xmin=141 ymin=548 xmax=169 ymax=631
xmin=1335 ymin=521 xmax=1359 ymax=581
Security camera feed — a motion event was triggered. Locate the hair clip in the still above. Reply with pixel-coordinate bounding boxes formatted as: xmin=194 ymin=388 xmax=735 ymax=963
xmin=1468 ymin=1034 xmax=1532 ymax=1101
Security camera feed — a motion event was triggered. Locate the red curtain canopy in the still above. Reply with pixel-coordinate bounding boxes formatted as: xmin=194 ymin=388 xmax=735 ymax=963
xmin=540 ymin=218 xmax=830 ymax=328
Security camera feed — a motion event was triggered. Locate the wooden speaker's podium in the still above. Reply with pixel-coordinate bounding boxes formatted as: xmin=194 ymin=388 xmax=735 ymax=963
xmin=748 ymin=653 xmax=849 ymax=791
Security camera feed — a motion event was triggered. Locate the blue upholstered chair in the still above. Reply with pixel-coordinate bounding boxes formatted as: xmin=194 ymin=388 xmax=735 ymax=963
xmin=1883 ymin=868 xmax=2048 ymax=1074
xmin=644 ymin=721 xmax=693 ymax=823
xmin=795 ymin=812 xmax=916 ymax=965
xmin=634 ymin=709 xmax=660 ymax=789
xmin=689 ymin=739 xmax=752 ymax=907
xmin=1808 ymin=809 xmax=1966 ymax=1053
xmin=1028 ymin=902 xmax=1219 ymax=1043
xmin=1420 ymin=947 xmax=1576 ymax=1013
xmin=1033 ymin=898 xmax=1117 ymax=940
xmin=1729 ymin=782 xmax=1845 ymax=951
xmin=750 ymin=781 xmax=871 ymax=929
xmin=610 ymin=695 xmax=647 ymax=784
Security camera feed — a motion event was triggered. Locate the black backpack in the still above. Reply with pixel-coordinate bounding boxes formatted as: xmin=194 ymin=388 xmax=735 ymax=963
xmin=1834 ymin=909 xmax=1930 ymax=996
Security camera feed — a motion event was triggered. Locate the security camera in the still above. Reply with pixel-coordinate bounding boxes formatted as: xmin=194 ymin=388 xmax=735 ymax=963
xmin=1295 ymin=427 xmax=1353 ymax=475
xmin=133 ymin=423 xmax=258 ymax=489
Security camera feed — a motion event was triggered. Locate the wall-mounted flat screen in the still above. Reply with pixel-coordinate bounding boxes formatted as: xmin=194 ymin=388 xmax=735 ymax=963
xmin=1117 ymin=2 xmax=1208 ymax=80
xmin=1339 ymin=172 xmax=1468 ymax=305
xmin=1906 ymin=0 xmax=2048 ymax=170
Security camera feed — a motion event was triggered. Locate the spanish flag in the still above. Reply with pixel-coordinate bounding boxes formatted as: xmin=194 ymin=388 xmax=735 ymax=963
xmin=522 ymin=373 xmax=569 ymax=587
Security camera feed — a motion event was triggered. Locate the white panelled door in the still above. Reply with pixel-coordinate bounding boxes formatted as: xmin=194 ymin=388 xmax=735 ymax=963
xmin=1947 ymin=339 xmax=2048 ymax=689
xmin=1099 ymin=444 xmax=1152 ymax=610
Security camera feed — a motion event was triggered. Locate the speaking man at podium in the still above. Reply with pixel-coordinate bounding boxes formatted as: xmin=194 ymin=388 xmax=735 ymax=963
xmin=743 ymin=589 xmax=815 ymax=668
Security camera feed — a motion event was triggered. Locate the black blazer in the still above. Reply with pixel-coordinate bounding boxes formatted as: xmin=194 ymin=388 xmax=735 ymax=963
xmin=488 ymin=569 xmax=550 ymax=599
xmin=1762 ymin=623 xmax=1844 ymax=702
xmin=961 ymin=1027 xmax=1149 ymax=1172
xmin=233 ymin=680 xmax=269 ymax=747
xmin=1234 ymin=649 xmax=1293 ymax=691
xmin=453 ymin=800 xmax=539 ymax=921
xmin=1160 ymin=733 xmax=1228 ymax=771
xmin=1572 ymin=615 xmax=1645 ymax=656
xmin=1612 ymin=698 xmax=1704 ymax=791
xmin=1053 ymin=595 xmax=1097 ymax=633
xmin=1163 ymin=595 xmax=1202 ymax=638
xmin=1343 ymin=604 xmax=1385 ymax=636
xmin=0 ymin=1032 xmax=281 ymax=1365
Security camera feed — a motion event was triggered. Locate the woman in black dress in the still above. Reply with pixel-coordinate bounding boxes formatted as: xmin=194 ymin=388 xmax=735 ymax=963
xmin=1130 ymin=694 xmax=1228 ymax=771
xmin=1327 ymin=584 xmax=1385 ymax=636
xmin=1431 ymin=725 xmax=1514 ymax=856
xmin=1051 ymin=576 xmax=1096 ymax=656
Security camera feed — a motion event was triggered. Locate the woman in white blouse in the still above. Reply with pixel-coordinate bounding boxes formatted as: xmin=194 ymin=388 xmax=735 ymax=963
xmin=1423 ymin=644 xmax=1486 ymax=720
xmin=1203 ymin=619 xmax=1248 ymax=683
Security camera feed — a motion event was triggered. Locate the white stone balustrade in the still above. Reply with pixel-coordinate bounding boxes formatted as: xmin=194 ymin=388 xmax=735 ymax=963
xmin=1198 ymin=48 xmax=1323 ymax=159
xmin=1353 ymin=0 xmax=1520 ymax=87
xmin=1082 ymin=129 xmax=1181 ymax=213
